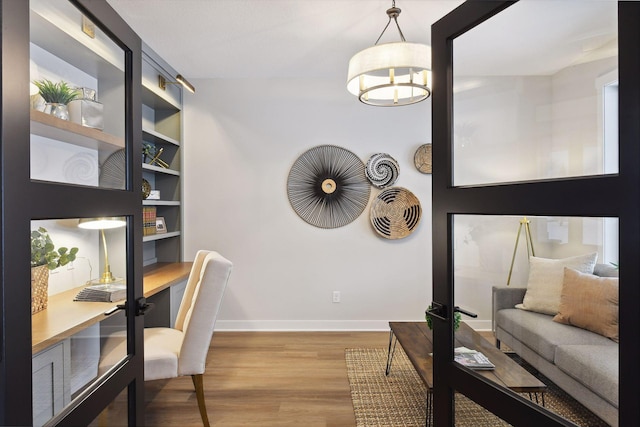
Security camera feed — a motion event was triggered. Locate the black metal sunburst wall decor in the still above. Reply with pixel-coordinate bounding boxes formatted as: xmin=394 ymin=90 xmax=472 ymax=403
xmin=287 ymin=145 xmax=371 ymax=229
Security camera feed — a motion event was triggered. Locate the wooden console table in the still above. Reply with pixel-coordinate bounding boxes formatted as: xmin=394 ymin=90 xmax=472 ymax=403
xmin=32 ymin=262 xmax=192 ymax=354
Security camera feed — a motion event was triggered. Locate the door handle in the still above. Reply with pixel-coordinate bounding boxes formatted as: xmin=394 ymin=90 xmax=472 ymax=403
xmin=136 ymin=297 xmax=154 ymax=316
xmin=426 ymin=302 xmax=447 ymax=321
xmin=454 ymin=306 xmax=478 ymax=318
xmin=104 ymin=298 xmax=155 ymax=316
xmin=426 ymin=303 xmax=478 ymax=321
xmin=104 ymin=303 xmax=126 ymax=316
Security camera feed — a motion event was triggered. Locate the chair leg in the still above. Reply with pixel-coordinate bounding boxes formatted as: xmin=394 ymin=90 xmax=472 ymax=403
xmin=191 ymin=374 xmax=210 ymax=427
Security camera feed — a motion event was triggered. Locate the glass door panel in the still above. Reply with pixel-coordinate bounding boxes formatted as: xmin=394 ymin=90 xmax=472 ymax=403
xmin=31 ymin=218 xmax=129 ymax=426
xmin=30 ymin=0 xmax=126 ymax=188
xmin=452 ymin=0 xmax=618 ymax=187
xmin=453 ymin=214 xmax=618 ymax=426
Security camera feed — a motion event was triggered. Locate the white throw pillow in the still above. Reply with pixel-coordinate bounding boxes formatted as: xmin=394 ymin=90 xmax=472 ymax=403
xmin=516 ymin=253 xmax=598 ymax=315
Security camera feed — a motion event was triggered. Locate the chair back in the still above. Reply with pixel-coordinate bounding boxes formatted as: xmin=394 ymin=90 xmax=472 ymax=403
xmin=175 ymin=250 xmax=232 ymax=376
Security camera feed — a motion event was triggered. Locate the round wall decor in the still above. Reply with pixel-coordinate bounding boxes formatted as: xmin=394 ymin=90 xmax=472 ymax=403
xmin=365 ymin=153 xmax=399 ymax=188
xmin=370 ymin=187 xmax=422 ymax=239
xmin=414 ymin=143 xmax=432 ymax=174
xmin=287 ymin=145 xmax=370 ymax=229
xmin=100 ymin=149 xmax=126 ymax=189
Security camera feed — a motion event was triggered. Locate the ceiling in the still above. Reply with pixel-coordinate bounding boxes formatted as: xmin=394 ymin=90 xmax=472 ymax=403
xmin=106 ymin=0 xmax=617 ymax=80
xmin=106 ymin=0 xmax=463 ymax=80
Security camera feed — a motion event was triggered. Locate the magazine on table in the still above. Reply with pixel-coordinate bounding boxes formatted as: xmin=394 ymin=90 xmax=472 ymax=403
xmin=454 ymin=346 xmax=495 ymax=370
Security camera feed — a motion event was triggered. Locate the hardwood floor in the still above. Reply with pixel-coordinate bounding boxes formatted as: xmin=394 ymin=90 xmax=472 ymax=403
xmin=146 ymin=331 xmax=389 ymax=426
xmin=96 ymin=329 xmax=496 ymax=426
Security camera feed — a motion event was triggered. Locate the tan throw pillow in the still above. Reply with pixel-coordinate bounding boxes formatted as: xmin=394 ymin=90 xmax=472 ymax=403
xmin=516 ymin=253 xmax=597 ymax=315
xmin=553 ymin=267 xmax=619 ymax=342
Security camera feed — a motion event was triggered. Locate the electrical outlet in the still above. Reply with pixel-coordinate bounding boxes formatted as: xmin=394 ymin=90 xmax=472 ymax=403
xmin=332 ymin=291 xmax=341 ymax=303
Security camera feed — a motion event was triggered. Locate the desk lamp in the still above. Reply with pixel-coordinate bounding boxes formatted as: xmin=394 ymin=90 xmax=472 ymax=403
xmin=78 ymin=217 xmax=126 ymax=284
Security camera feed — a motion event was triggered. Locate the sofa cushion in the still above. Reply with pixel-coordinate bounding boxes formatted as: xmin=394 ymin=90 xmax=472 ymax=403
xmin=517 ymin=253 xmax=598 ymax=315
xmin=553 ymin=268 xmax=619 ymax=342
xmin=555 ymin=345 xmax=619 ymax=408
xmin=496 ymin=308 xmax=616 ymax=363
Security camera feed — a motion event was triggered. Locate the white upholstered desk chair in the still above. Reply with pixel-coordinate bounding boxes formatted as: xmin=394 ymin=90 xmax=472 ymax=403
xmin=100 ymin=250 xmax=232 ymax=426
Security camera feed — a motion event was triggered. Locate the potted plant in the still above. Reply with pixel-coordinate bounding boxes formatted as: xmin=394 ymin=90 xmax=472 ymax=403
xmin=32 ymin=79 xmax=80 ymax=120
xmin=30 ymin=227 xmax=79 ymax=314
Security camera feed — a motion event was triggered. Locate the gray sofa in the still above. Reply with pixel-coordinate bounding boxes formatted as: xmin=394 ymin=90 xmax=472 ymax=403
xmin=492 ymin=264 xmax=618 ymax=427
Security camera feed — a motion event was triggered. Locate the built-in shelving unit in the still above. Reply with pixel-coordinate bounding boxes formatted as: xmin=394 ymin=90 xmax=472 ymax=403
xmin=141 ymin=45 xmax=183 ymax=265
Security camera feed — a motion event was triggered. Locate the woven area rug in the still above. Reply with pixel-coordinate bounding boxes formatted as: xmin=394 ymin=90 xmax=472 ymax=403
xmin=345 ymin=348 xmax=609 ymax=427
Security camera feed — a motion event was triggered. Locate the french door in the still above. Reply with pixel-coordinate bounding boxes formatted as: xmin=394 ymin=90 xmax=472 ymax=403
xmin=431 ymin=1 xmax=638 ymax=426
xmin=0 ymin=1 xmax=145 ymax=425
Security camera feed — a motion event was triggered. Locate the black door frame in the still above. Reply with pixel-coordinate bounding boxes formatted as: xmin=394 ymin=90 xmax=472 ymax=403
xmin=0 ymin=1 xmax=145 ymax=425
xmin=431 ymin=1 xmax=639 ymax=425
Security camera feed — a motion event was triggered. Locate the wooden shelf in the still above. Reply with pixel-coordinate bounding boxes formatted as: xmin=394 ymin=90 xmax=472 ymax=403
xmin=143 ymin=231 xmax=181 ymax=243
xmin=31 ymin=109 xmax=124 ymax=154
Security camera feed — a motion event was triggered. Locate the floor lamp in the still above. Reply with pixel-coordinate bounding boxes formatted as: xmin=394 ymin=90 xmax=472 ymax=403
xmin=506 ymin=217 xmax=535 ymax=286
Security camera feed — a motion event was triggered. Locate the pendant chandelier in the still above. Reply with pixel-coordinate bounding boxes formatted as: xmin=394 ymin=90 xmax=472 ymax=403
xmin=347 ymin=0 xmax=431 ymax=107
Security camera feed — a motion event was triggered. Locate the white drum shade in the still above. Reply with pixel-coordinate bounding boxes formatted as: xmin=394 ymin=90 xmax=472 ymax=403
xmin=347 ymin=42 xmax=431 ymax=106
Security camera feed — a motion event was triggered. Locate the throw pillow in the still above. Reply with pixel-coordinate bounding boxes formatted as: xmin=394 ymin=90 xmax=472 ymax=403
xmin=516 ymin=252 xmax=597 ymax=315
xmin=553 ymin=267 xmax=619 ymax=342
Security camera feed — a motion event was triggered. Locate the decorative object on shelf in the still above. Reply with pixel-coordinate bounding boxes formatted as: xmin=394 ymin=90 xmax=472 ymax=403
xmin=426 ymin=304 xmax=461 ymax=330
xmin=100 ymin=149 xmax=125 ymax=189
xmin=78 ymin=217 xmax=126 ymax=284
xmin=365 ymin=153 xmax=400 ymax=188
xmin=158 ymin=74 xmax=196 ymax=94
xmin=143 ymin=207 xmax=157 ymax=236
xmin=506 ymin=217 xmax=535 ymax=286
xmin=32 ymin=79 xmax=80 ymax=120
xmin=370 ymin=186 xmax=421 ymax=239
xmin=155 ymin=217 xmax=167 ymax=234
xmin=148 ymin=147 xmax=170 ymax=168
xmin=414 ymin=143 xmax=432 ymax=174
xmin=346 ymin=0 xmax=431 ymax=106
xmin=142 ymin=178 xmax=151 ymax=199
xmin=287 ymin=145 xmax=370 ymax=229
xmin=30 ymin=227 xmax=79 ymax=314
xmin=68 ymin=86 xmax=104 ymax=130
xmin=147 ymin=190 xmax=161 ymax=200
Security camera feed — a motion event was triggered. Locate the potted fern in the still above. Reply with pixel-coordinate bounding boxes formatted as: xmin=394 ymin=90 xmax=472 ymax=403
xmin=32 ymin=79 xmax=80 ymax=121
xmin=30 ymin=227 xmax=79 ymax=314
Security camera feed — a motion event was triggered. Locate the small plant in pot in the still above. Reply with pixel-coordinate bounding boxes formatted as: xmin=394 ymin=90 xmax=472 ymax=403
xmin=30 ymin=227 xmax=79 ymax=314
xmin=32 ymin=79 xmax=80 ymax=120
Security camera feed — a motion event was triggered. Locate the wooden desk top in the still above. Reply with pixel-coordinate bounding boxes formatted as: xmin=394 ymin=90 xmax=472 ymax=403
xmin=32 ymin=262 xmax=193 ymax=354
xmin=389 ymin=322 xmax=546 ymax=392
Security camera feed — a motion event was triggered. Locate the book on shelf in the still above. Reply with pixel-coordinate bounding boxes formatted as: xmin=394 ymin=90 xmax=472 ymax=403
xmin=454 ymin=347 xmax=495 ymax=370
xmin=143 ymin=206 xmax=157 ymax=236
xmin=74 ymin=283 xmax=126 ymax=302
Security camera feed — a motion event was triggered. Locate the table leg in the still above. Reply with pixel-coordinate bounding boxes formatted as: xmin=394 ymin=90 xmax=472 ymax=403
xmin=385 ymin=329 xmax=397 ymax=376
xmin=425 ymin=389 xmax=433 ymax=427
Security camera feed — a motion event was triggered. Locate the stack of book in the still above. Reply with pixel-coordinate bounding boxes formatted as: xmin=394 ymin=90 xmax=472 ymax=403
xmin=143 ymin=206 xmax=156 ymax=236
xmin=74 ymin=284 xmax=126 ymax=302
xmin=454 ymin=347 xmax=495 ymax=370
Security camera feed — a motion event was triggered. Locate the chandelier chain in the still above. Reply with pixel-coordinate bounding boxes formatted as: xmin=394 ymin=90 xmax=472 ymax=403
xmin=374 ymin=1 xmax=407 ymax=45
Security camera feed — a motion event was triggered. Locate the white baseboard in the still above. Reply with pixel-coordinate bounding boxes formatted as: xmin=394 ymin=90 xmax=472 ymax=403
xmin=215 ymin=319 xmax=494 ymax=332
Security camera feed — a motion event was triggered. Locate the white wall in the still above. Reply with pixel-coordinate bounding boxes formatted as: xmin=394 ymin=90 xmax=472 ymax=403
xmin=184 ymin=77 xmax=432 ymax=330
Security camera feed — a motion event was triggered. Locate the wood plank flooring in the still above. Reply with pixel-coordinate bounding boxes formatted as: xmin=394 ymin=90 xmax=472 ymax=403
xmin=95 ymin=329 xmax=495 ymax=426
xmin=147 ymin=331 xmax=389 ymax=426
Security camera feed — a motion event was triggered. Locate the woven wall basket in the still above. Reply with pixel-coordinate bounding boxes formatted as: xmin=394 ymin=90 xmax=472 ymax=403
xmin=370 ymin=187 xmax=422 ymax=239
xmin=31 ymin=265 xmax=49 ymax=314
